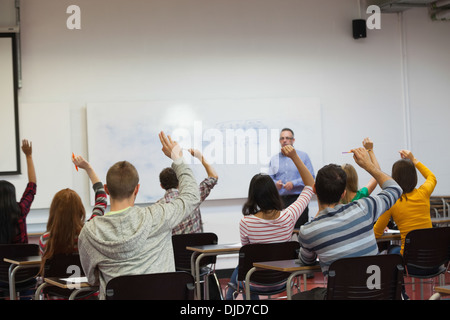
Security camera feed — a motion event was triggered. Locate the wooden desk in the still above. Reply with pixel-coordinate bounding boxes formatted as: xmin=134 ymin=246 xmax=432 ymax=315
xmin=186 ymin=243 xmax=241 ymax=299
xmin=35 ymin=277 xmax=98 ymax=300
xmin=429 ymin=285 xmax=450 ymax=300
xmin=3 ymin=256 xmax=41 ymax=300
xmin=250 ymin=259 xmax=322 ymax=300
xmin=431 ymin=217 xmax=450 ymax=226
xmin=377 ymin=231 xmax=401 ymax=242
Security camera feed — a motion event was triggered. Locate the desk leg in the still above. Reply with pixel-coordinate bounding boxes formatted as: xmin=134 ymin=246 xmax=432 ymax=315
xmin=8 ymin=264 xmax=17 ymax=300
xmin=303 ymin=274 xmax=308 ymax=291
xmin=190 ymin=252 xmax=207 ymax=300
xmin=68 ymin=286 xmax=98 ymax=300
xmin=244 ymin=267 xmax=257 ymax=301
xmin=34 ymin=282 xmax=48 ymax=300
xmin=287 ymin=271 xmax=303 ymax=300
xmin=8 ymin=264 xmax=39 ymax=300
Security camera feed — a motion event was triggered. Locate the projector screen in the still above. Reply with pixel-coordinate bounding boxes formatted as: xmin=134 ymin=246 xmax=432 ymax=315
xmin=0 ymin=33 xmax=20 ymax=175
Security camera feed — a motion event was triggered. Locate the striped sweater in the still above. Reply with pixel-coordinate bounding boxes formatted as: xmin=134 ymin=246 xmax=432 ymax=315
xmin=239 ymin=186 xmax=314 ymax=245
xmin=298 ymin=179 xmax=402 ymax=275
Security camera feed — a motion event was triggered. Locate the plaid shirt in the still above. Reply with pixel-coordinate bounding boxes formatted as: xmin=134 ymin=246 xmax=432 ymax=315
xmin=158 ymin=177 xmax=218 ymax=235
xmin=13 ymin=182 xmax=37 ymax=244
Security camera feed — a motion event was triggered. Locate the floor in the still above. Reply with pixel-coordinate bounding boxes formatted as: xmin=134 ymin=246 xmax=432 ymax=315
xmin=217 ymin=269 xmax=450 ymax=300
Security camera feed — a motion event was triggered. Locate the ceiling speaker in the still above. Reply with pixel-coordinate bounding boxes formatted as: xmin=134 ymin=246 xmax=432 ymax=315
xmin=352 ymin=19 xmax=367 ymax=39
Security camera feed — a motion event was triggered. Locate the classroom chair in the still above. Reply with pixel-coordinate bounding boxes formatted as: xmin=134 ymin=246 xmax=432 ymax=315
xmin=230 ymin=241 xmax=300 ymax=300
xmin=105 ymin=271 xmax=195 ymax=300
xmin=326 ymin=254 xmax=404 ymax=300
xmin=172 ymin=232 xmax=220 ymax=299
xmin=0 ymin=244 xmax=40 ymax=299
xmin=402 ymin=227 xmax=450 ymax=300
xmin=35 ymin=253 xmax=98 ymax=300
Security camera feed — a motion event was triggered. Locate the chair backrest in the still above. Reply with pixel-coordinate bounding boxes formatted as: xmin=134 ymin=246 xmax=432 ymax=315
xmin=105 ymin=271 xmax=195 ymax=300
xmin=237 ymin=241 xmax=300 ymax=284
xmin=172 ymin=233 xmax=218 ymax=271
xmin=41 ymin=253 xmax=97 ymax=298
xmin=403 ymin=227 xmax=450 ymax=271
xmin=326 ymin=254 xmax=404 ymax=300
xmin=0 ymin=244 xmax=40 ymax=284
xmin=43 ymin=253 xmax=85 ymax=278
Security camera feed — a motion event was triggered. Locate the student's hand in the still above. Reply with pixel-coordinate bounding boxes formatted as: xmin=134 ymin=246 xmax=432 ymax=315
xmin=21 ymin=140 xmax=32 ymax=157
xmin=188 ymin=148 xmax=203 ymax=161
xmin=351 ymin=147 xmax=374 ymax=171
xmin=281 ymin=145 xmax=298 ymax=159
xmin=399 ymin=149 xmax=418 ymax=165
xmin=73 ymin=155 xmax=91 ymax=170
xmin=159 ymin=131 xmax=183 ymax=160
xmin=362 ymin=137 xmax=373 ymax=150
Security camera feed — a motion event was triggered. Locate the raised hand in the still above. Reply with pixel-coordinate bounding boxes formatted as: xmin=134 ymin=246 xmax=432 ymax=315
xmin=362 ymin=137 xmax=373 ymax=150
xmin=21 ymin=140 xmax=32 ymax=156
xmin=351 ymin=147 xmax=374 ymax=171
xmin=399 ymin=149 xmax=418 ymax=165
xmin=159 ymin=131 xmax=183 ymax=160
xmin=188 ymin=148 xmax=203 ymax=161
xmin=281 ymin=145 xmax=298 ymax=159
xmin=72 ymin=155 xmax=91 ymax=171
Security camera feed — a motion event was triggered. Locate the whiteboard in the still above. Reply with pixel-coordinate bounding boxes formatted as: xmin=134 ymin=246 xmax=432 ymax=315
xmin=87 ymin=98 xmax=322 ymax=204
xmin=0 ymin=33 xmax=20 ymax=174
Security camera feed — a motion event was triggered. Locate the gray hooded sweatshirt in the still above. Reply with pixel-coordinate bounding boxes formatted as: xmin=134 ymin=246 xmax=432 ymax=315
xmin=78 ymin=158 xmax=200 ymax=299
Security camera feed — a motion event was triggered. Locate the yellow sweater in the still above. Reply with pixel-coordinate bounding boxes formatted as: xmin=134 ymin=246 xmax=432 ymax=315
xmin=373 ymin=162 xmax=437 ymax=255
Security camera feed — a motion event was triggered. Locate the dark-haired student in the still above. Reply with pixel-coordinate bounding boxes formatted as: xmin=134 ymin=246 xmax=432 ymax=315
xmin=225 ymin=144 xmax=314 ymax=300
xmin=158 ymin=149 xmax=218 ymax=234
xmin=0 ymin=140 xmax=36 ymax=244
xmin=293 ymin=147 xmax=402 ymax=300
xmin=373 ymin=150 xmax=436 ymax=256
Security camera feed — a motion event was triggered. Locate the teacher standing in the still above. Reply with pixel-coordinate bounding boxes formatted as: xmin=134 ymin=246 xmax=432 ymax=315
xmin=268 ymin=128 xmax=315 ymax=228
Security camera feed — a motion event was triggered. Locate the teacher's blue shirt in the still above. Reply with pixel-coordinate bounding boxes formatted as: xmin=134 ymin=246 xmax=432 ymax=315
xmin=268 ymin=149 xmax=315 ymax=196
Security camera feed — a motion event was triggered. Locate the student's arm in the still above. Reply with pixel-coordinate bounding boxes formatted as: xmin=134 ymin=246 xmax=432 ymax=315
xmin=400 ymin=150 xmax=437 ymax=196
xmin=352 ymin=147 xmax=402 ymax=220
xmin=18 ymin=140 xmax=37 ymax=218
xmin=158 ymin=132 xmax=200 ymax=226
xmin=21 ymin=140 xmax=36 ymax=184
xmin=281 ymin=145 xmax=314 ymax=187
xmin=373 ymin=210 xmax=392 ymax=238
xmin=351 ymin=147 xmax=390 ymax=188
xmin=73 ymin=155 xmax=107 ymax=219
xmin=77 ymin=232 xmax=99 ymax=286
xmin=298 ymin=244 xmax=317 ymax=266
xmin=239 ymin=218 xmax=250 ymax=246
xmin=188 ymin=148 xmax=218 ymax=179
xmin=73 ymin=155 xmax=101 ymax=185
xmin=362 ymin=138 xmax=380 ymax=194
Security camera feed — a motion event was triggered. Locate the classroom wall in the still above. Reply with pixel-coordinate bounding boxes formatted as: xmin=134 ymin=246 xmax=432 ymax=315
xmin=4 ymin=0 xmax=449 ymax=269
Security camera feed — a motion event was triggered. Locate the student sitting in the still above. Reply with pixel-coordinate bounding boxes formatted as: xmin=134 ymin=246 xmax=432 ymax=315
xmin=373 ymin=150 xmax=437 ymax=256
xmin=341 ymin=137 xmax=381 ymax=203
xmin=158 ymin=149 xmax=218 ymax=234
xmin=226 ymin=144 xmax=314 ymax=300
xmin=0 ymin=140 xmax=36 ymax=244
xmin=78 ymin=132 xmax=200 ymax=299
xmin=293 ymin=147 xmax=402 ymax=300
xmin=38 ymin=155 xmax=106 ymax=299
xmin=39 ymin=156 xmax=107 ymax=260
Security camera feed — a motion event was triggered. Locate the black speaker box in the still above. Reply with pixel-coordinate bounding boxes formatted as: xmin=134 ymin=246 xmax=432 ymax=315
xmin=352 ymin=19 xmax=367 ymax=39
